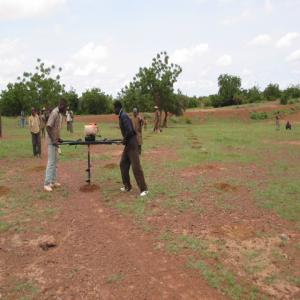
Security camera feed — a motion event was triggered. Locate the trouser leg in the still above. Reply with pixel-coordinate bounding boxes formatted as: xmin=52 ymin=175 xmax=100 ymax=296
xmin=127 ymin=139 xmax=147 ymax=192
xmin=70 ymin=122 xmax=73 ymax=133
xmin=120 ymin=147 xmax=131 ymax=190
xmin=31 ymin=133 xmax=37 ymax=156
xmin=45 ymin=145 xmax=57 ymax=185
xmin=37 ymin=133 xmax=41 ymax=156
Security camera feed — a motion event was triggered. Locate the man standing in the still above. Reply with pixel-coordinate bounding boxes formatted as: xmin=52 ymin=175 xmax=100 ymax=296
xmin=28 ymin=108 xmax=41 ymax=157
xmin=40 ymin=107 xmax=47 ymax=138
xmin=20 ymin=110 xmax=25 ymax=128
xmin=114 ymin=101 xmax=149 ymax=197
xmin=66 ymin=107 xmax=74 ymax=133
xmin=44 ymin=100 xmax=67 ymax=192
xmin=153 ymin=106 xmax=161 ymax=133
xmin=132 ymin=107 xmax=144 ymax=155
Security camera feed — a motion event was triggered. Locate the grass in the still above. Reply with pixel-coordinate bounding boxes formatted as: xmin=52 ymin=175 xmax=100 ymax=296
xmin=1 ymin=112 xmax=300 ymax=300
xmin=11 ymin=280 xmax=39 ymax=299
xmin=106 ymin=273 xmax=124 ymax=284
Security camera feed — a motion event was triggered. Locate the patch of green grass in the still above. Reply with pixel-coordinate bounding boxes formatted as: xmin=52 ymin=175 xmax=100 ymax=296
xmin=187 ymin=259 xmax=247 ymax=300
xmin=12 ymin=280 xmax=39 ymax=299
xmin=114 ymin=198 xmax=148 ymax=217
xmin=263 ymin=275 xmax=277 ymax=285
xmin=0 ymin=220 xmax=11 ymax=232
xmin=106 ymin=273 xmax=124 ymax=284
xmin=257 ymin=180 xmax=300 ymax=223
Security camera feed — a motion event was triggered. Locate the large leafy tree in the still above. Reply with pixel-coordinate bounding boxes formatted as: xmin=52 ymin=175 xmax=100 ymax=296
xmin=80 ymin=88 xmax=113 ymax=114
xmin=0 ymin=58 xmax=65 ymax=115
xmin=263 ymin=83 xmax=281 ymax=101
xmin=120 ymin=51 xmax=182 ymax=127
xmin=217 ymin=74 xmax=242 ymax=107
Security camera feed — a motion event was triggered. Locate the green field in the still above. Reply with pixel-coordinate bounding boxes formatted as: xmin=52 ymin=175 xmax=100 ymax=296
xmin=0 ymin=113 xmax=300 ymax=300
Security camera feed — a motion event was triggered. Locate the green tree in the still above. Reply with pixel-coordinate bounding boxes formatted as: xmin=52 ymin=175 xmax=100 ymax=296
xmin=281 ymin=85 xmax=300 ymax=103
xmin=246 ymin=86 xmax=262 ymax=103
xmin=0 ymin=58 xmax=65 ymax=115
xmin=63 ymin=88 xmax=79 ymax=113
xmin=80 ymin=88 xmax=113 ymax=114
xmin=217 ymin=74 xmax=242 ymax=107
xmin=120 ymin=51 xmax=182 ymax=127
xmin=263 ymin=83 xmax=281 ymax=101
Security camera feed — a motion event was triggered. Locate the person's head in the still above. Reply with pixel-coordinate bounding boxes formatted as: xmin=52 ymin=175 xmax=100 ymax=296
xmin=114 ymin=100 xmax=123 ymax=115
xmin=133 ymin=107 xmax=138 ymax=117
xmin=58 ymin=99 xmax=68 ymax=114
xmin=31 ymin=108 xmax=36 ymax=116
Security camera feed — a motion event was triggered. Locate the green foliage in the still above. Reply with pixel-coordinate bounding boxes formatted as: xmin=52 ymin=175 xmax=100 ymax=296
xmin=245 ymin=86 xmax=263 ymax=103
xmin=263 ymin=83 xmax=281 ymax=101
xmin=250 ymin=112 xmax=269 ymax=120
xmin=217 ymin=74 xmax=242 ymax=107
xmin=80 ymin=88 xmax=113 ymax=114
xmin=63 ymin=88 xmax=79 ymax=112
xmin=119 ymin=51 xmax=183 ymax=119
xmin=0 ymin=59 xmax=66 ymax=116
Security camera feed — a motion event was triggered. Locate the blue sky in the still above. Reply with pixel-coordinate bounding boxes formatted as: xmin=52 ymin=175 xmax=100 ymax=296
xmin=0 ymin=0 xmax=300 ymax=96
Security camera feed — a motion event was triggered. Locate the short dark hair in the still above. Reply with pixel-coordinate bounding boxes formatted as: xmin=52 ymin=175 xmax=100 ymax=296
xmin=59 ymin=98 xmax=67 ymax=106
xmin=114 ymin=100 xmax=122 ymax=109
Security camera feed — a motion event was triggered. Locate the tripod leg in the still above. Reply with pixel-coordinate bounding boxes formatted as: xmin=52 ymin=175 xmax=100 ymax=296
xmin=86 ymin=145 xmax=91 ymax=184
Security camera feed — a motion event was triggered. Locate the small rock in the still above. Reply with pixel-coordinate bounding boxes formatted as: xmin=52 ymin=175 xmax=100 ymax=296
xmin=279 ymin=233 xmax=289 ymax=242
xmin=38 ymin=236 xmax=57 ymax=251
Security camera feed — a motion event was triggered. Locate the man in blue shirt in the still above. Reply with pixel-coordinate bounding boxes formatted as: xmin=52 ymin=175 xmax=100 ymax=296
xmin=114 ymin=101 xmax=149 ymax=197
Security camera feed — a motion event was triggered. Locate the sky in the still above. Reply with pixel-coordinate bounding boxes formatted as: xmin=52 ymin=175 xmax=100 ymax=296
xmin=0 ymin=0 xmax=300 ymax=97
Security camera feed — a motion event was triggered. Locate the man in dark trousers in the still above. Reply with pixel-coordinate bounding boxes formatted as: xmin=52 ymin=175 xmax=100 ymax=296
xmin=114 ymin=101 xmax=149 ymax=197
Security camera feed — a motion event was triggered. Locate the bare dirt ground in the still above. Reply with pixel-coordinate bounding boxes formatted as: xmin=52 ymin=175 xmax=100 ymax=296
xmin=1 ymin=105 xmax=300 ymax=299
xmin=0 ymin=153 xmax=225 ymax=300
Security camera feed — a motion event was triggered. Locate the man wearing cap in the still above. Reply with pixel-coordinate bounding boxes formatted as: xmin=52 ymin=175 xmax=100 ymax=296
xmin=132 ymin=107 xmax=144 ymax=155
xmin=28 ymin=108 xmax=41 ymax=157
xmin=153 ymin=106 xmax=161 ymax=133
xmin=114 ymin=101 xmax=149 ymax=197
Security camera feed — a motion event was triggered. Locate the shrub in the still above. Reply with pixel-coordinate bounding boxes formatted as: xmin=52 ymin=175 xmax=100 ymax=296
xmin=250 ymin=111 xmax=268 ymax=120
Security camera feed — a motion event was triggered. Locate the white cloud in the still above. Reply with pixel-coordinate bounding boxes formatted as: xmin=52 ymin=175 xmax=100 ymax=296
xmin=276 ymin=32 xmax=300 ymax=48
xmin=216 ymin=55 xmax=232 ymax=67
xmin=0 ymin=39 xmax=24 ymax=81
xmin=264 ymin=0 xmax=273 ymax=13
xmin=286 ymin=49 xmax=300 ymax=63
xmin=64 ymin=42 xmax=109 ymax=77
xmin=221 ymin=10 xmax=252 ymax=25
xmin=171 ymin=44 xmax=209 ymax=64
xmin=0 ymin=0 xmax=66 ymax=20
xmin=249 ymin=34 xmax=272 ymax=46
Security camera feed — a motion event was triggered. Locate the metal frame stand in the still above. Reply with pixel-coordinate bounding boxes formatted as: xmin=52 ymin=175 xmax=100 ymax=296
xmin=86 ymin=144 xmax=91 ymax=184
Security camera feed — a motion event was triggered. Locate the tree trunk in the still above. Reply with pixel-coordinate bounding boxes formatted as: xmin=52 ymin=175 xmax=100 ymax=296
xmin=162 ymin=111 xmax=168 ymax=128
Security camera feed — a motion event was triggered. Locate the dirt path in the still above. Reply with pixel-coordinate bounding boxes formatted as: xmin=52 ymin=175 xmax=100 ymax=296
xmin=1 ymin=159 xmax=225 ymax=300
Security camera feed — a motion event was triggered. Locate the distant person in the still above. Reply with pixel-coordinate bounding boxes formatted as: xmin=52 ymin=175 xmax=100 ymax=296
xmin=28 ymin=108 xmax=41 ymax=157
xmin=66 ymin=107 xmax=74 ymax=133
xmin=286 ymin=121 xmax=292 ymax=130
xmin=39 ymin=108 xmax=46 ymax=138
xmin=44 ymin=100 xmax=67 ymax=192
xmin=153 ymin=106 xmax=161 ymax=133
xmin=275 ymin=114 xmax=280 ymax=131
xmin=132 ymin=107 xmax=144 ymax=155
xmin=20 ymin=110 xmax=25 ymax=128
xmin=114 ymin=101 xmax=149 ymax=197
